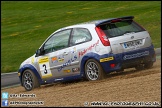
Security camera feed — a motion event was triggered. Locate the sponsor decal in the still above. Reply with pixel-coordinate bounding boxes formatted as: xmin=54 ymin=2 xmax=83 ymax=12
xmin=71 ymin=47 xmax=77 ymax=54
xmin=72 ymin=67 xmax=80 ymax=72
xmin=58 ymin=57 xmax=64 ymax=62
xmin=100 ymin=57 xmax=114 ymax=62
xmin=39 ymin=57 xmax=49 ymax=63
xmin=79 ymin=40 xmax=99 ymax=57
xmin=51 ymin=56 xmax=58 ymax=63
xmin=55 ymin=78 xmax=63 ymax=81
xmin=75 ymin=37 xmax=86 ymax=44
xmin=63 ymin=69 xmax=71 ymax=73
xmin=41 ymin=74 xmax=52 ymax=78
xmin=123 ymin=51 xmax=149 ymax=60
xmin=57 ymin=55 xmax=77 ymax=72
xmin=31 ymin=57 xmax=35 ymax=64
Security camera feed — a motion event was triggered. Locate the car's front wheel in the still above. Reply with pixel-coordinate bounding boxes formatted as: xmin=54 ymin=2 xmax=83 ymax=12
xmin=22 ymin=69 xmax=40 ymax=91
xmin=85 ymin=59 xmax=106 ymax=81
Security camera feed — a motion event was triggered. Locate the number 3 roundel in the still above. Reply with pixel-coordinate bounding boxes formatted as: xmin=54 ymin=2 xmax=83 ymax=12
xmin=38 ymin=57 xmax=52 ymax=78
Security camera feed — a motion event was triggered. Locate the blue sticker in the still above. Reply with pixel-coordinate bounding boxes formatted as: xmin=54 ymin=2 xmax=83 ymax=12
xmin=123 ymin=51 xmax=149 ymax=60
xmin=58 ymin=55 xmax=77 ymax=72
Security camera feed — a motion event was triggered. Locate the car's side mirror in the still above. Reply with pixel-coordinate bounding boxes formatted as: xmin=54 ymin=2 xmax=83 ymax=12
xmin=35 ymin=46 xmax=45 ymax=57
xmin=35 ymin=49 xmax=41 ymax=57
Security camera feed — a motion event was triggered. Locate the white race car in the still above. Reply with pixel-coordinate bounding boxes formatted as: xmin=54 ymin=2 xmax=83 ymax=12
xmin=18 ymin=16 xmax=156 ymax=91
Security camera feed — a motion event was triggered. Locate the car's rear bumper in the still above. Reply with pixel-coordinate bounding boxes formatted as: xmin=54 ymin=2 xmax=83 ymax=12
xmin=100 ymin=44 xmax=156 ymax=73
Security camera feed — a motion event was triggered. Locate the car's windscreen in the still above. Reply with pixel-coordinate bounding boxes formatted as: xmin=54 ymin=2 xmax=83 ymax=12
xmin=99 ymin=20 xmax=145 ymax=38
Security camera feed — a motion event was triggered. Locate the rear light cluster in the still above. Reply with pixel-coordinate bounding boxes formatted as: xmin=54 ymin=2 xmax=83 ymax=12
xmin=95 ymin=26 xmax=110 ymax=46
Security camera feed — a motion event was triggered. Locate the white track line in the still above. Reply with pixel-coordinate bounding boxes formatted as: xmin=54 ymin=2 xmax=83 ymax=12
xmin=1 ymin=72 xmax=18 ymax=76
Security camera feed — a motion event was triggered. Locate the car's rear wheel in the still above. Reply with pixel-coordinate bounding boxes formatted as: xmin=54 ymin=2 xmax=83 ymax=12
xmin=22 ymin=69 xmax=40 ymax=91
xmin=135 ymin=61 xmax=154 ymax=71
xmin=135 ymin=64 xmax=144 ymax=71
xmin=144 ymin=61 xmax=153 ymax=69
xmin=85 ymin=59 xmax=106 ymax=81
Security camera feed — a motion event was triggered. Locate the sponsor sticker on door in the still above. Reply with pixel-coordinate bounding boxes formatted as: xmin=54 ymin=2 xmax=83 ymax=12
xmin=51 ymin=56 xmax=58 ymax=63
xmin=63 ymin=69 xmax=71 ymax=73
xmin=72 ymin=67 xmax=80 ymax=72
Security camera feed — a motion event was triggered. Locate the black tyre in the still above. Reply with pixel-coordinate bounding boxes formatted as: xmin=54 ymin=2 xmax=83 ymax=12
xmin=85 ymin=59 xmax=106 ymax=81
xmin=135 ymin=64 xmax=144 ymax=71
xmin=144 ymin=61 xmax=153 ymax=69
xmin=22 ymin=69 xmax=40 ymax=91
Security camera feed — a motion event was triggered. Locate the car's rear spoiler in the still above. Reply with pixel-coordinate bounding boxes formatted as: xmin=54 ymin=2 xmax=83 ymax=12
xmin=95 ymin=16 xmax=134 ymax=26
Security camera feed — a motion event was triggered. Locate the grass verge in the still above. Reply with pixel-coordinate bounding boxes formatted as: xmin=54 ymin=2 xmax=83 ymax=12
xmin=1 ymin=1 xmax=161 ymax=73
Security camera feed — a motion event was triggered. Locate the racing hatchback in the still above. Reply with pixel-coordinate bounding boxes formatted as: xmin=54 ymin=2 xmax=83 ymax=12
xmin=18 ymin=16 xmax=156 ymax=91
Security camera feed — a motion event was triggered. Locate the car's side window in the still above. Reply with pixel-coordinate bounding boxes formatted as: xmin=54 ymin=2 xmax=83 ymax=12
xmin=70 ymin=28 xmax=92 ymax=45
xmin=43 ymin=29 xmax=71 ymax=54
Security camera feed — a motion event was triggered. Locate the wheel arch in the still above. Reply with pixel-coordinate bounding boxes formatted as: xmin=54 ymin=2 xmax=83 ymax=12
xmin=80 ymin=52 xmax=104 ymax=78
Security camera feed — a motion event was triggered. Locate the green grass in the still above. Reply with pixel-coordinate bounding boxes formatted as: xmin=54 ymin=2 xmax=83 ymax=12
xmin=1 ymin=1 xmax=161 ymax=73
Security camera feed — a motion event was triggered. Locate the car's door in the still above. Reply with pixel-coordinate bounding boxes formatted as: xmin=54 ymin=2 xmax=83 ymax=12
xmin=36 ymin=29 xmax=72 ymax=80
xmin=68 ymin=28 xmax=92 ymax=74
xmin=54 ymin=28 xmax=93 ymax=77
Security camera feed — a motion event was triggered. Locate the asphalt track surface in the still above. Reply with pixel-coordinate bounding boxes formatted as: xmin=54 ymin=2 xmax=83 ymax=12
xmin=1 ymin=48 xmax=161 ymax=89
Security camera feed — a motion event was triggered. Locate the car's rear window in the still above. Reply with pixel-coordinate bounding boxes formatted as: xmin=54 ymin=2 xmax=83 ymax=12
xmin=99 ymin=20 xmax=145 ymax=38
